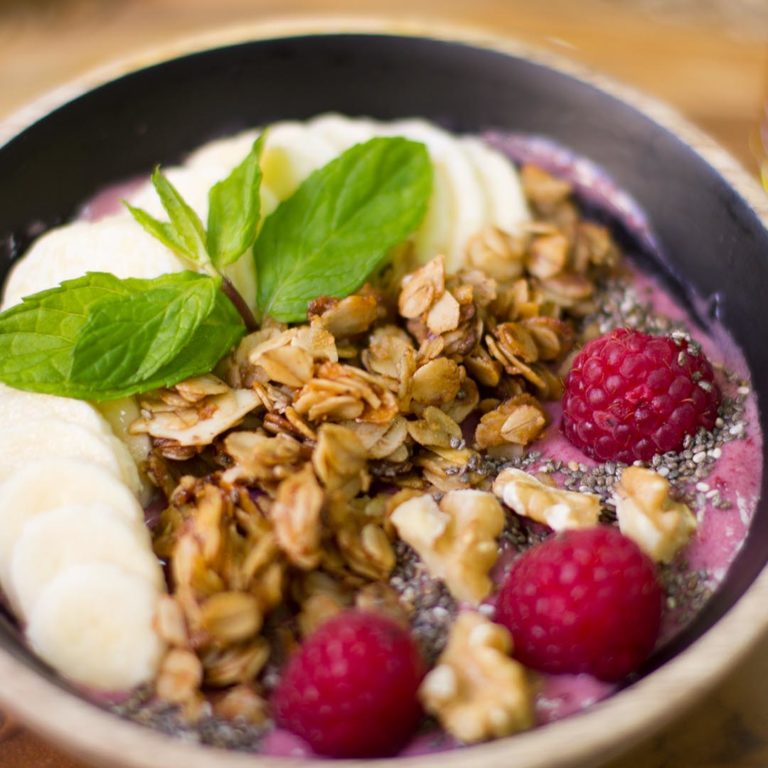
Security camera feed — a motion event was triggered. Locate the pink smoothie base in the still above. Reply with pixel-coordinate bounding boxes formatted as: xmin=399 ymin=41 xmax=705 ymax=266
xmin=76 ymin=136 xmax=762 ymax=757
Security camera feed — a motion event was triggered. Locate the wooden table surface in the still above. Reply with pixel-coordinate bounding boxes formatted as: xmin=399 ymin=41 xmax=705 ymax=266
xmin=1 ymin=1 xmax=767 ymax=766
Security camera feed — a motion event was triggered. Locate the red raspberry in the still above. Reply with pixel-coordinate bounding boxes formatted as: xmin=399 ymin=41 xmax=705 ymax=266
xmin=561 ymin=328 xmax=720 ymax=463
xmin=495 ymin=526 xmax=662 ymax=682
xmin=272 ymin=610 xmax=425 ymax=757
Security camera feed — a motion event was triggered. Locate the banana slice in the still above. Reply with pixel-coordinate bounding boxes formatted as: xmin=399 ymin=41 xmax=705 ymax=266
xmin=259 ymin=121 xmax=338 ymax=201
xmin=461 ymin=137 xmax=529 ymax=235
xmin=127 ymin=136 xmax=270 ymax=308
xmin=0 ymin=457 xmax=143 ymax=588
xmin=0 ymin=420 xmax=141 ymax=497
xmin=384 ymin=119 xmax=488 ymax=271
xmin=307 ymin=113 xmax=378 ymax=152
xmin=185 ymin=129 xmax=260 ymax=172
xmin=95 ymin=397 xmax=150 ymax=465
xmin=10 ymin=503 xmax=162 ymax=619
xmin=0 ymin=384 xmax=112 ymax=437
xmin=1 ymin=217 xmax=185 ymax=310
xmin=27 ymin=562 xmax=165 ymax=690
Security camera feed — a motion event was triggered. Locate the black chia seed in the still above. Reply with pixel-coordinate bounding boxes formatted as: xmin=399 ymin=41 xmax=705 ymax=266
xmin=389 ymin=541 xmax=457 ymax=665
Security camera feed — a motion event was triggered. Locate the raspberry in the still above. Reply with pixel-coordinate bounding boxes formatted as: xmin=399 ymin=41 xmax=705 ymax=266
xmin=272 ymin=610 xmax=425 ymax=757
xmin=495 ymin=526 xmax=662 ymax=681
xmin=561 ymin=328 xmax=720 ymax=462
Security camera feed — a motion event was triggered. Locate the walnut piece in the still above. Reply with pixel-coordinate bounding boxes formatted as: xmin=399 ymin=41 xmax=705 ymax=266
xmin=493 ymin=467 xmax=600 ymax=531
xmin=613 ymin=466 xmax=696 ymax=563
xmin=420 ymin=611 xmax=533 ymax=743
xmin=390 ymin=490 xmax=503 ymax=604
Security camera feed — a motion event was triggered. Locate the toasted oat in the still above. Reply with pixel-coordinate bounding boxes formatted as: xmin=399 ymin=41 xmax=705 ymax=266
xmin=465 ymin=226 xmax=525 ymax=283
xmin=399 ymin=255 xmax=445 ymax=319
xmin=271 ymin=463 xmax=324 ymax=569
xmin=134 ymin=385 xmax=260 ymax=448
xmin=475 ymin=395 xmax=547 ymax=449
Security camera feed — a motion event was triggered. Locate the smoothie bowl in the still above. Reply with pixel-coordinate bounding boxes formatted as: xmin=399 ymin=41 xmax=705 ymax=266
xmin=0 ymin=22 xmax=767 ymax=768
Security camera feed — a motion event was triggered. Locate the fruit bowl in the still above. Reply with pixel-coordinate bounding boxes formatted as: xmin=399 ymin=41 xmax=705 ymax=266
xmin=0 ymin=19 xmax=767 ymax=768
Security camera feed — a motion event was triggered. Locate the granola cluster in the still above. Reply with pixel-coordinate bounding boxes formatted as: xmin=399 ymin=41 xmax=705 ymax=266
xmin=141 ymin=166 xmax=624 ymax=740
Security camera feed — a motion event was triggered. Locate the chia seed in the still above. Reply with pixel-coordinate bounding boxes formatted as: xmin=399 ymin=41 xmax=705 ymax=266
xmin=389 ymin=541 xmax=457 ymax=664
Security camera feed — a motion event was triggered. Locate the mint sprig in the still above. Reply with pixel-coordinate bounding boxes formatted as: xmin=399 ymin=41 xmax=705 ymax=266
xmin=71 ymin=273 xmax=220 ymax=389
xmin=254 ymin=137 xmax=432 ymax=322
xmin=0 ymin=133 xmax=433 ymax=400
xmin=127 ymin=134 xmax=265 ymax=275
xmin=0 ymin=272 xmax=244 ymax=400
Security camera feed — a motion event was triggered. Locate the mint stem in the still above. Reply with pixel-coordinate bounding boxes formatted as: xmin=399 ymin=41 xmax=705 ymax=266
xmin=221 ymin=278 xmax=257 ymax=332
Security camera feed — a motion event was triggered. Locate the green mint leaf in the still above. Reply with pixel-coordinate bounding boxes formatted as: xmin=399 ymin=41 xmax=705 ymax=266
xmin=253 ymin=136 xmax=432 ymax=322
xmin=70 ymin=273 xmax=219 ymax=388
xmin=207 ymin=134 xmax=265 ymax=268
xmin=141 ymin=288 xmax=245 ymax=393
xmin=127 ymin=169 xmax=211 ymax=270
xmin=0 ymin=273 xmax=133 ymax=397
xmin=125 ymin=203 xmax=187 ymax=255
xmin=0 ymin=272 xmax=245 ymax=400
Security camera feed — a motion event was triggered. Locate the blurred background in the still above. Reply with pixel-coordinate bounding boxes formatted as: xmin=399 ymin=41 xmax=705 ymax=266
xmin=0 ymin=1 xmax=767 ymax=767
xmin=0 ymin=0 xmax=766 ymax=172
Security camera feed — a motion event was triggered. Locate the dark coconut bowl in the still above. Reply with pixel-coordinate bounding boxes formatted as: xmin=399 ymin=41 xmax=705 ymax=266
xmin=0 ymin=19 xmax=766 ymax=768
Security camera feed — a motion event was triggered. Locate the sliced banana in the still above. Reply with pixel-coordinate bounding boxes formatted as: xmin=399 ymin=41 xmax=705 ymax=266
xmin=127 ymin=134 xmax=268 ymax=308
xmin=0 ymin=420 xmax=141 ymax=497
xmin=1 ymin=217 xmax=185 ymax=310
xmin=185 ymin=129 xmax=260 ymax=172
xmin=27 ymin=562 xmax=165 ymax=690
xmin=0 ymin=385 xmax=154 ymax=509
xmin=461 ymin=137 xmax=530 ymax=235
xmin=10 ymin=503 xmax=162 ymax=619
xmin=259 ymin=121 xmax=338 ymax=201
xmin=383 ymin=119 xmax=488 ymax=270
xmin=0 ymin=457 xmax=143 ymax=588
xmin=307 ymin=113 xmax=378 ymax=152
xmin=0 ymin=383 xmax=112 ymax=437
xmin=95 ymin=397 xmax=150 ymax=466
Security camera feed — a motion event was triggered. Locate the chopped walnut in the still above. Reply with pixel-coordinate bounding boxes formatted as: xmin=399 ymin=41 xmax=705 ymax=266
xmin=493 ymin=467 xmax=601 ymax=531
xmin=420 ymin=611 xmax=533 ymax=743
xmin=613 ymin=466 xmax=697 ymax=563
xmin=390 ymin=490 xmax=503 ymax=603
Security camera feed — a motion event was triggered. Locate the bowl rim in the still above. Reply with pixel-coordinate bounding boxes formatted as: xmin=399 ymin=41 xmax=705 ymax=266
xmin=0 ymin=16 xmax=767 ymax=768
